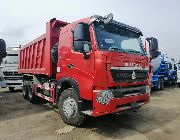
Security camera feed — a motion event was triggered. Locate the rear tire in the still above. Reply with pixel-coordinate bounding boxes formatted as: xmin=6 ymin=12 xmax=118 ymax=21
xmin=9 ymin=87 xmax=15 ymax=92
xmin=27 ymin=82 xmax=39 ymax=103
xmin=58 ymin=88 xmax=86 ymax=126
xmin=22 ymin=83 xmax=28 ymax=99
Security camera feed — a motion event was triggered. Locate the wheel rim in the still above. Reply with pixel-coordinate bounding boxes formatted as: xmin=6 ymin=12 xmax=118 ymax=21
xmin=63 ymin=97 xmax=78 ymax=118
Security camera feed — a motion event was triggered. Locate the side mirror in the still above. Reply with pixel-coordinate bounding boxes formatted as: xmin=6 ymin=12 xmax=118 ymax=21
xmin=151 ymin=38 xmax=158 ymax=51
xmin=74 ymin=41 xmax=83 ymax=51
xmin=147 ymin=37 xmax=159 ymax=51
xmin=73 ymin=23 xmax=91 ymax=59
xmin=146 ymin=37 xmax=159 ymax=59
xmin=74 ymin=41 xmax=91 ymax=59
xmin=74 ymin=23 xmax=90 ymax=42
xmin=0 ymin=39 xmax=7 ymax=59
xmin=74 ymin=41 xmax=91 ymax=52
xmin=152 ymin=51 xmax=161 ymax=58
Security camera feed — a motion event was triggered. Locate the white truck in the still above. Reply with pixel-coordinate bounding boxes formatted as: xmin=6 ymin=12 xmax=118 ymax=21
xmin=0 ymin=46 xmax=22 ymax=91
xmin=177 ymin=61 xmax=180 ymax=88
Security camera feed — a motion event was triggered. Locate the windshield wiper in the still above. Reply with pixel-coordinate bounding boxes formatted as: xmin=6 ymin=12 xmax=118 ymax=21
xmin=126 ymin=50 xmax=144 ymax=55
xmin=109 ymin=46 xmax=128 ymax=53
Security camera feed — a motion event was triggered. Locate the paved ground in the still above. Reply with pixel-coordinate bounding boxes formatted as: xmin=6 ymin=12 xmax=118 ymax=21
xmin=0 ymin=86 xmax=180 ymax=140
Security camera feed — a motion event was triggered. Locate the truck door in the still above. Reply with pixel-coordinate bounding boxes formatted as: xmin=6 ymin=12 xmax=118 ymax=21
xmin=60 ymin=23 xmax=95 ymax=100
xmin=69 ymin=23 xmax=95 ymax=79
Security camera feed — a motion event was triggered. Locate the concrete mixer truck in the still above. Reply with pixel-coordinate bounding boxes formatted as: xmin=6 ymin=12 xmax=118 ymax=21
xmin=146 ymin=38 xmax=172 ymax=90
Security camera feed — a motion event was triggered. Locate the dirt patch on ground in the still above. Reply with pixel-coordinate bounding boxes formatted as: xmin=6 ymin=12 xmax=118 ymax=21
xmin=0 ymin=87 xmax=180 ymax=140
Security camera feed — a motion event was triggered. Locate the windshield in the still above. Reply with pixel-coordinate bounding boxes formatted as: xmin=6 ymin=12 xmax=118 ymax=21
xmin=95 ymin=23 xmax=145 ymax=55
xmin=3 ymin=54 xmax=18 ymax=64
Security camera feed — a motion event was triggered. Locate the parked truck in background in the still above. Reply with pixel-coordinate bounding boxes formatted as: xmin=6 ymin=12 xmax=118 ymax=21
xmin=150 ymin=53 xmax=166 ymax=90
xmin=0 ymin=46 xmax=22 ymax=91
xmin=146 ymin=37 xmax=165 ymax=90
xmin=0 ymin=39 xmax=6 ymax=65
xmin=18 ymin=14 xmax=159 ymax=126
xmin=166 ymin=57 xmax=177 ymax=85
xmin=177 ymin=61 xmax=180 ymax=88
xmin=0 ymin=39 xmax=7 ymax=87
xmin=146 ymin=38 xmax=176 ymax=90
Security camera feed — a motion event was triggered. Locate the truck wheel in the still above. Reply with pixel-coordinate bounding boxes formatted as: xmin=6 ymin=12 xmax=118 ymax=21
xmin=9 ymin=87 xmax=15 ymax=92
xmin=178 ymin=83 xmax=180 ymax=88
xmin=27 ymin=83 xmax=38 ymax=103
xmin=160 ymin=78 xmax=164 ymax=90
xmin=166 ymin=77 xmax=172 ymax=87
xmin=22 ymin=84 xmax=28 ymax=99
xmin=58 ymin=88 xmax=85 ymax=126
xmin=156 ymin=79 xmax=161 ymax=91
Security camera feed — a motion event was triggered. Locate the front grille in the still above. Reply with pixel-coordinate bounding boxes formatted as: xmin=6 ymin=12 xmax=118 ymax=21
xmin=110 ymin=86 xmax=146 ymax=98
xmin=4 ymin=77 xmax=22 ymax=80
xmin=110 ymin=69 xmax=148 ymax=83
xmin=3 ymin=71 xmax=21 ymax=76
xmin=6 ymin=83 xmax=22 ymax=85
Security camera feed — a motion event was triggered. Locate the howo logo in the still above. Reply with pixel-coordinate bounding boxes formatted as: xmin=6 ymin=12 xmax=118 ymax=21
xmin=132 ymin=71 xmax=136 ymax=80
xmin=125 ymin=63 xmax=143 ymax=69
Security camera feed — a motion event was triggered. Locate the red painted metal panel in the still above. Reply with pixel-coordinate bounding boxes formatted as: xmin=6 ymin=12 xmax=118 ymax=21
xmin=19 ymin=18 xmax=68 ymax=76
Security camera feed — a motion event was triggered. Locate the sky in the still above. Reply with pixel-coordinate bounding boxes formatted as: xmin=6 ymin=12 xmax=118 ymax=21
xmin=0 ymin=0 xmax=180 ymax=60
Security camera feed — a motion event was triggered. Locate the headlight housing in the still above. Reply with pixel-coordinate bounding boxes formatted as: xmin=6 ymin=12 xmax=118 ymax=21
xmin=96 ymin=90 xmax=114 ymax=105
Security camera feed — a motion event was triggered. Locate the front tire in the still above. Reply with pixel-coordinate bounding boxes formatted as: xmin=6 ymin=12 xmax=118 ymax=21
xmin=155 ymin=79 xmax=161 ymax=91
xmin=178 ymin=83 xmax=180 ymax=88
xmin=166 ymin=77 xmax=172 ymax=87
xmin=9 ymin=87 xmax=15 ymax=92
xmin=58 ymin=88 xmax=85 ymax=126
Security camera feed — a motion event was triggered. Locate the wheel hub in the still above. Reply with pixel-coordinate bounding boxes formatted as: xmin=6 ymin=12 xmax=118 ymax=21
xmin=63 ymin=97 xmax=78 ymax=118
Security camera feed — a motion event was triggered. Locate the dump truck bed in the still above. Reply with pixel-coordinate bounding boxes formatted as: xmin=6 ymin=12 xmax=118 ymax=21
xmin=18 ymin=18 xmax=68 ymax=76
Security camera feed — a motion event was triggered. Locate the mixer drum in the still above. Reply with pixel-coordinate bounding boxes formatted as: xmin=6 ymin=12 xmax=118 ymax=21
xmin=151 ymin=55 xmax=162 ymax=73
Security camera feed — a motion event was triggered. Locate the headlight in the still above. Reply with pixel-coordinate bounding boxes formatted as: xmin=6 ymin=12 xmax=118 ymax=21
xmin=146 ymin=86 xmax=151 ymax=94
xmin=96 ymin=90 xmax=114 ymax=105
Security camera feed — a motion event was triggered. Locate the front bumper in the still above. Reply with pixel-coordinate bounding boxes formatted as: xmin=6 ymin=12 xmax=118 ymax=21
xmin=1 ymin=79 xmax=22 ymax=88
xmin=92 ymin=91 xmax=150 ymax=117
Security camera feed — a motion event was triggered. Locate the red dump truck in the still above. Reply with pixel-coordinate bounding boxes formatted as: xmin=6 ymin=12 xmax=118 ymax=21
xmin=18 ymin=14 xmax=159 ymax=126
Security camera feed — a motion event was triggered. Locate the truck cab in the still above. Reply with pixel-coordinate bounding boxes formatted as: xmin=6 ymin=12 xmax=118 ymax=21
xmin=166 ymin=58 xmax=177 ymax=85
xmin=0 ymin=39 xmax=6 ymax=65
xmin=0 ymin=46 xmax=22 ymax=91
xmin=19 ymin=14 xmax=159 ymax=126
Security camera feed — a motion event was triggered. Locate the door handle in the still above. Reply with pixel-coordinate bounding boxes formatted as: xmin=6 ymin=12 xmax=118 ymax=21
xmin=68 ymin=64 xmax=74 ymax=68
